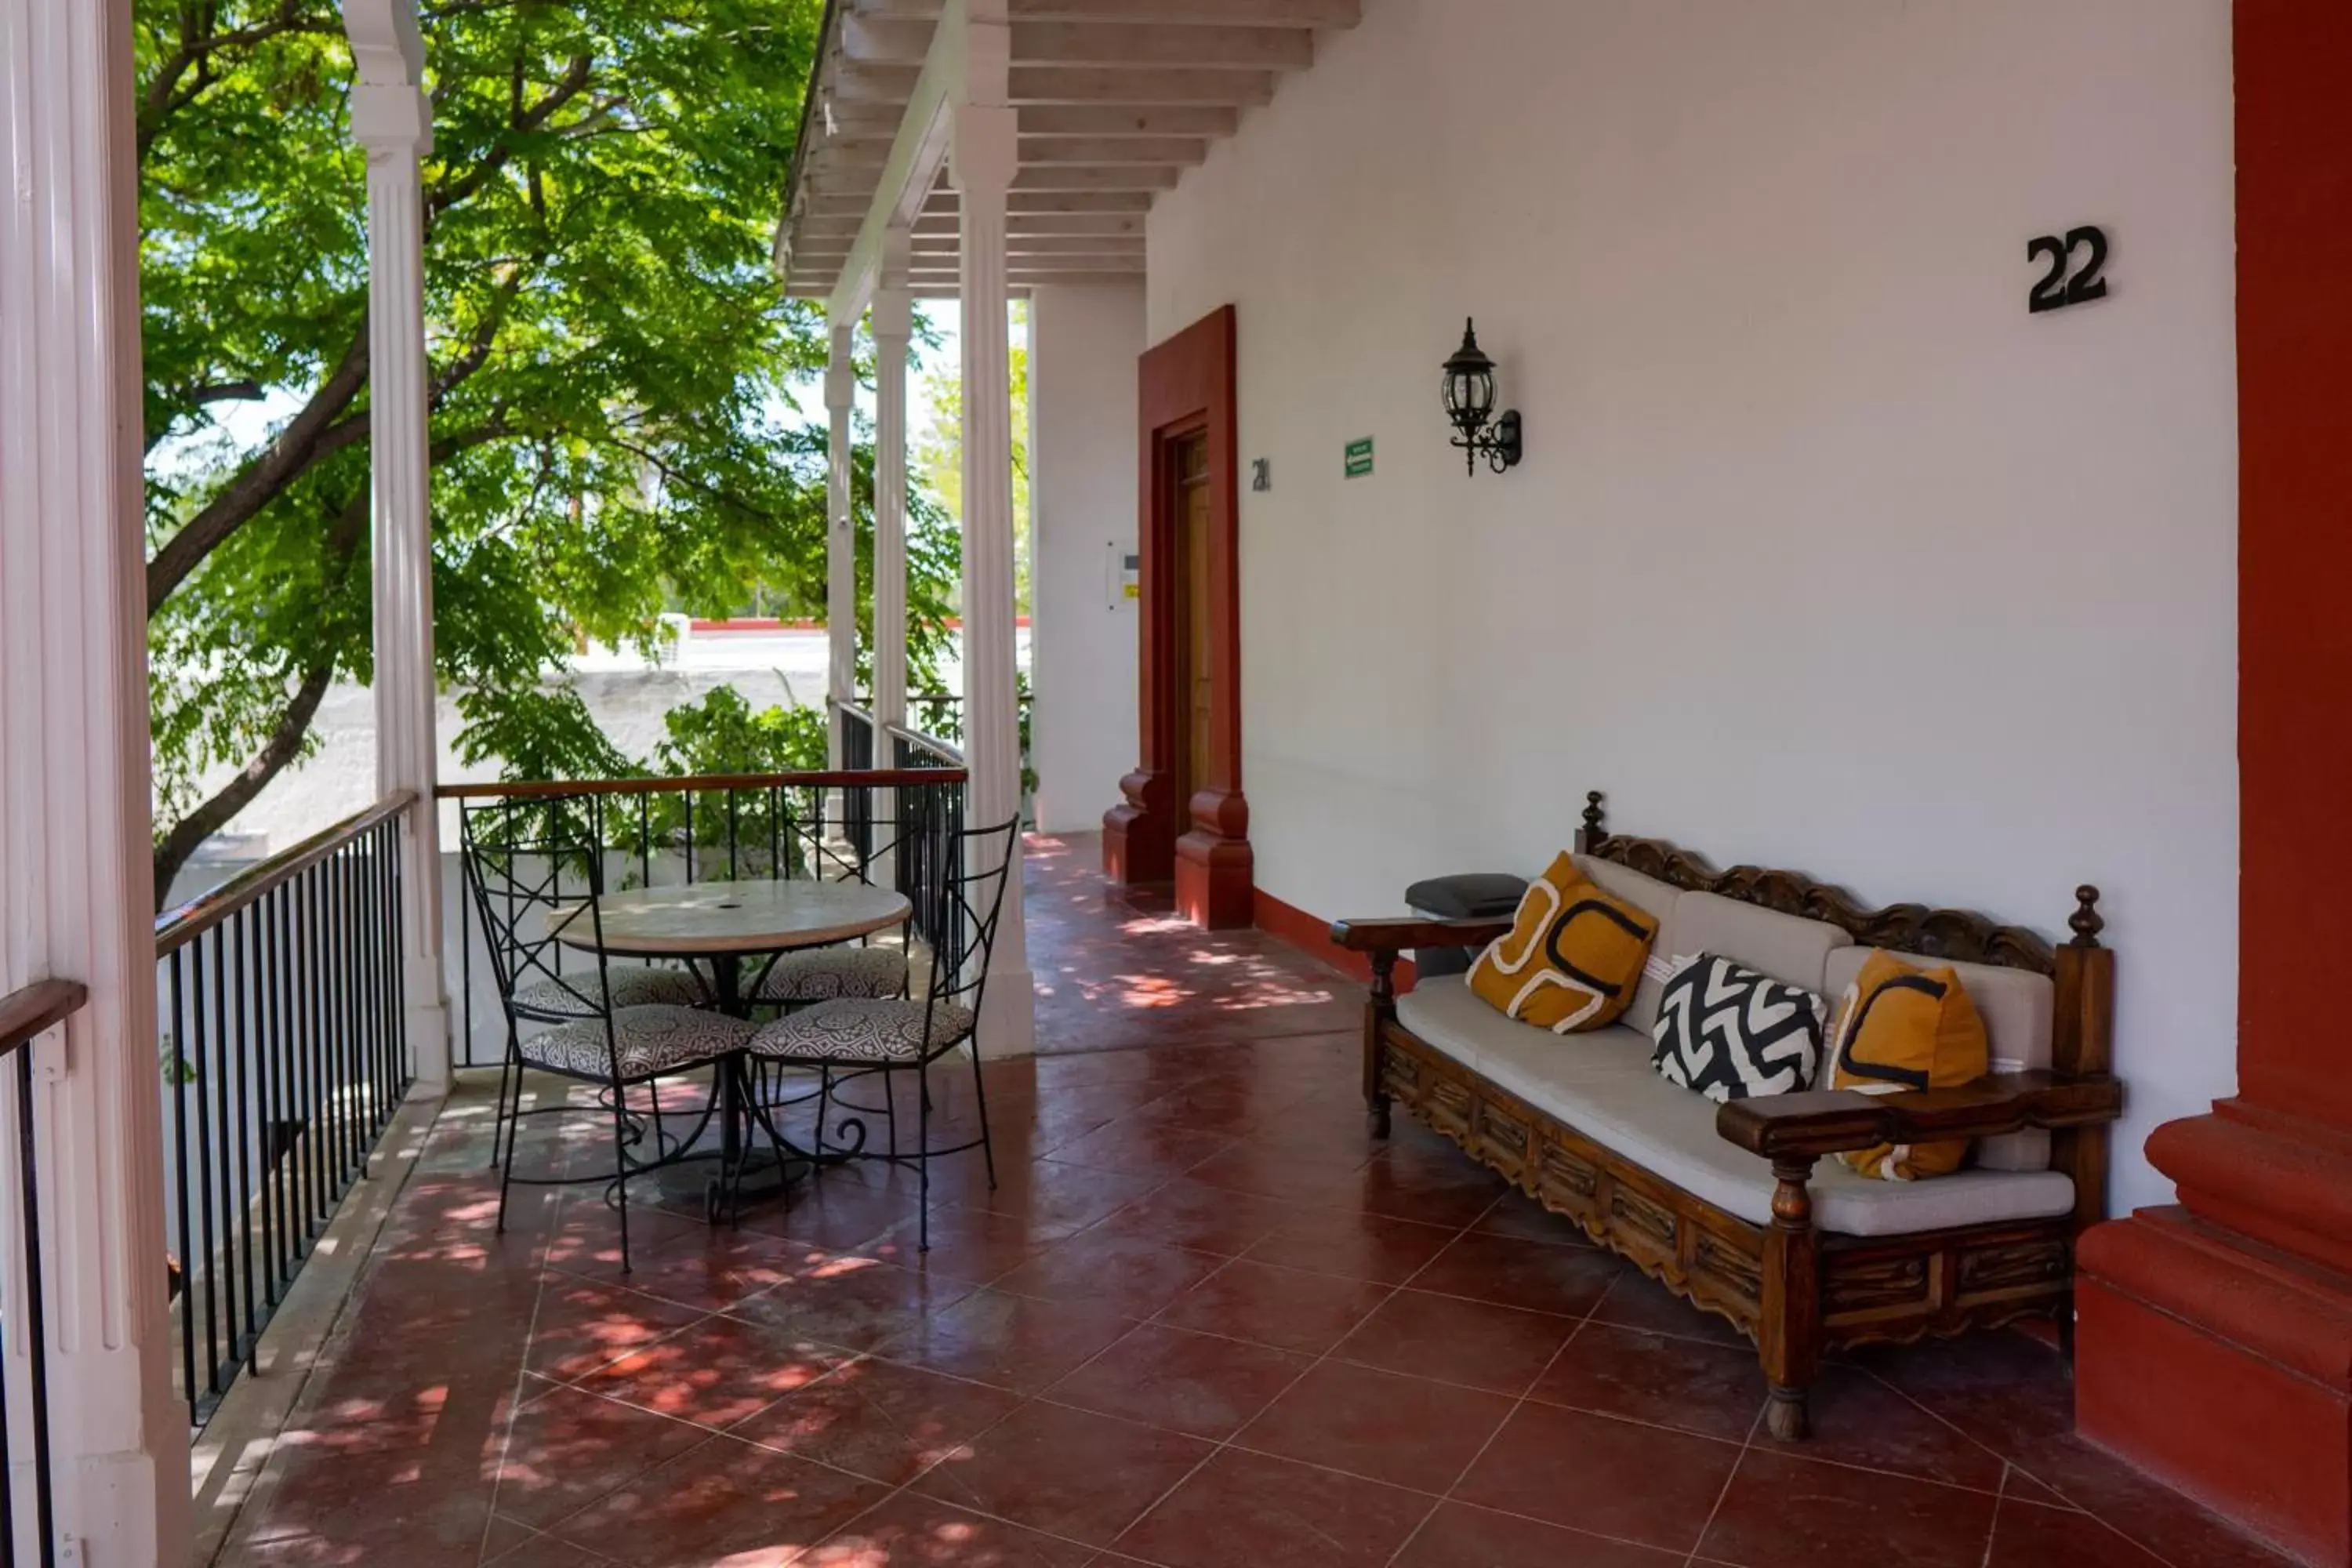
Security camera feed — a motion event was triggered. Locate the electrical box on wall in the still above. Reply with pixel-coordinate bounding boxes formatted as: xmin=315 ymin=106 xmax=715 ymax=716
xmin=1107 ymin=541 xmax=1140 ymax=610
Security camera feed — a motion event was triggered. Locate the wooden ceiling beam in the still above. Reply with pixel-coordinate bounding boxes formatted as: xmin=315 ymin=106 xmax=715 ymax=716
xmin=838 ymin=16 xmax=935 ymax=66
xmin=831 ymin=61 xmax=923 ymax=101
xmin=911 ymin=211 xmax=1145 ymax=237
xmin=1008 ymin=66 xmax=1274 ymax=104
xmin=1020 ymin=135 xmax=1205 ymax=164
xmin=923 ymin=188 xmax=1156 ymax=213
xmin=1016 ymin=103 xmax=1238 ymax=136
xmin=1011 ymin=164 xmax=1181 ymax=191
xmin=1011 ymin=22 xmax=1314 ymax=70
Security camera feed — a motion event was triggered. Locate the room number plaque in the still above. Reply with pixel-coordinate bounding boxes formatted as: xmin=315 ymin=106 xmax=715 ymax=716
xmin=2028 ymin=226 xmax=2111 ymax=314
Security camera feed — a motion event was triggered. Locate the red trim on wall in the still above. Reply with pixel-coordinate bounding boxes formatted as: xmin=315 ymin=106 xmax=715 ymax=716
xmin=1252 ymin=887 xmax=1417 ymax=994
xmin=1106 ymin=303 xmax=1254 ymax=927
xmin=2077 ymin=6 xmax=2352 ymax=1561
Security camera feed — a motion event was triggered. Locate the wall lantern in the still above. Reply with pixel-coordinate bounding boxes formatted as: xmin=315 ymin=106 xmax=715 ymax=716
xmin=1440 ymin=318 xmax=1523 ymax=476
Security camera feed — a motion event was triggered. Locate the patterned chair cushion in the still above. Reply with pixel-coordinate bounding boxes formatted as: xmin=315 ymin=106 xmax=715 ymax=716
xmin=747 ymin=998 xmax=978 ymax=1065
xmin=514 ymin=966 xmax=708 ymax=1020
xmin=750 ymin=946 xmax=909 ymax=1004
xmin=522 ymin=1005 xmax=753 ymax=1080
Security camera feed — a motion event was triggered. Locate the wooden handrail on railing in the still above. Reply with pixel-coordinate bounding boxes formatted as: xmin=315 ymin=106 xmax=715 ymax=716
xmin=887 ymin=724 xmax=965 ymax=768
xmin=0 ymin=979 xmax=87 ymax=1056
xmin=434 ymin=767 xmax=966 ymax=800
xmin=155 ymin=791 xmax=417 ymax=956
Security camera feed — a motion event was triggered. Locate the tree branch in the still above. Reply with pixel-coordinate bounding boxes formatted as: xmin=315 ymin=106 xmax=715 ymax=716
xmin=151 ymin=657 xmax=338 ymax=908
xmin=146 ymin=328 xmax=369 ymax=615
xmin=426 ymin=53 xmax=596 ymax=220
xmin=139 ymin=2 xmax=336 ymax=159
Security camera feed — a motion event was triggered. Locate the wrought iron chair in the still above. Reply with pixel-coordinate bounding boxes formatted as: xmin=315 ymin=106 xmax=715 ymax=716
xmin=741 ymin=814 xmax=1020 ymax=1249
xmin=460 ymin=795 xmax=753 ymax=1270
xmin=740 ymin=783 xmax=920 ymax=1007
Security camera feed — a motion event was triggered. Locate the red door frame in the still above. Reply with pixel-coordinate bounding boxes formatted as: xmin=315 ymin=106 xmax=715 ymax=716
xmin=1102 ymin=303 xmax=1253 ymax=927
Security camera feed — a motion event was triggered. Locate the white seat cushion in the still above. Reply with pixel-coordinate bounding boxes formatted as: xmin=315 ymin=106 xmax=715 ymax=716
xmin=751 ymin=946 xmax=909 ymax=1004
xmin=1399 ymin=977 xmax=1656 ymax=1097
xmin=514 ymin=966 xmax=707 ymax=1020
xmin=1395 ymin=975 xmax=2074 ymax=1237
xmin=748 ymin=998 xmax=978 ymax=1064
xmin=522 ymin=1004 xmax=751 ymax=1080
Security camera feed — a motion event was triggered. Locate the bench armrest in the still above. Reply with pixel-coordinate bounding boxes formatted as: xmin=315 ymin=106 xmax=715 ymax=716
xmin=1328 ymin=916 xmax=1512 ymax=956
xmin=1715 ymin=1071 xmax=2125 ymax=1162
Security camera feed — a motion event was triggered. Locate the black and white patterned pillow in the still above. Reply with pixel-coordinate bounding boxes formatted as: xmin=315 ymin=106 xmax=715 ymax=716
xmin=1651 ymin=954 xmax=1827 ymax=1104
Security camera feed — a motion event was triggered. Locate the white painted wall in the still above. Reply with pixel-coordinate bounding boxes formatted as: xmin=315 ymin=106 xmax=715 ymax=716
xmin=1145 ymin=0 xmax=2238 ymax=1213
xmin=1029 ymin=280 xmax=1146 ymax=835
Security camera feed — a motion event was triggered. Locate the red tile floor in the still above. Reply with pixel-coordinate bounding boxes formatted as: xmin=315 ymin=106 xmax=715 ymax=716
xmin=222 ymin=837 xmax=2293 ymax=1568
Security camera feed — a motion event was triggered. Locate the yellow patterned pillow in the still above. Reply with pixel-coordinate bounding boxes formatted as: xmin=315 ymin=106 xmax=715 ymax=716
xmin=1828 ymin=952 xmax=1989 ymax=1180
xmin=1468 ymin=852 xmax=1660 ymax=1033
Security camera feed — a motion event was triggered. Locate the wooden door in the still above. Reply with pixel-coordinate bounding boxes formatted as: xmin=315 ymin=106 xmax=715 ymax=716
xmin=1105 ymin=303 xmax=1251 ymax=928
xmin=1173 ymin=432 xmax=1213 ymax=816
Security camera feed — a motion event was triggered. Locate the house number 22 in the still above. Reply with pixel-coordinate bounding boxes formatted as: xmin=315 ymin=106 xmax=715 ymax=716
xmin=2028 ymin=226 xmax=2110 ymax=314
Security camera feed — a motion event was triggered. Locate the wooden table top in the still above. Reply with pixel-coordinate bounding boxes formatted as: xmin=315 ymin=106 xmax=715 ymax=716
xmin=550 ymin=880 xmax=912 ymax=958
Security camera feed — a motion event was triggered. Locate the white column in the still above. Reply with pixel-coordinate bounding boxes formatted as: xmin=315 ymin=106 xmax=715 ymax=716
xmin=0 ymin=0 xmax=194 ymax=1559
xmin=872 ymin=238 xmax=913 ymax=744
xmin=952 ymin=69 xmax=1036 ymax=1055
xmin=826 ymin=320 xmax=858 ymax=766
xmin=348 ymin=2 xmax=450 ymax=1094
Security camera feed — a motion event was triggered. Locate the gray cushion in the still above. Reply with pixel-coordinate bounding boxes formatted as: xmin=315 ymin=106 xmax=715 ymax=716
xmin=749 ymin=998 xmax=978 ymax=1064
xmin=522 ymin=1004 xmax=751 ymax=1080
xmin=1395 ymin=975 xmax=2074 ymax=1237
xmin=752 ymin=946 xmax=909 ymax=1004
xmin=514 ymin=966 xmax=708 ymax=1021
xmin=1662 ymin=891 xmax=1848 ymax=996
xmin=1399 ymin=978 xmax=1655 ymax=1098
xmin=1824 ymin=946 xmax=2057 ymax=1172
xmin=1572 ymin=855 xmax=1682 ymax=1035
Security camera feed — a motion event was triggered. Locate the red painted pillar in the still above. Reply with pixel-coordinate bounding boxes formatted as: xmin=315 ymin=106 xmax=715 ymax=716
xmin=2075 ymin=5 xmax=2352 ymax=1563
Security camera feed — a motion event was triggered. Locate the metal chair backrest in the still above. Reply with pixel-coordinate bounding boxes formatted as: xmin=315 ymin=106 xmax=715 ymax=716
xmin=459 ymin=795 xmax=615 ymax=1028
xmin=916 ymin=815 xmax=1023 ymax=1036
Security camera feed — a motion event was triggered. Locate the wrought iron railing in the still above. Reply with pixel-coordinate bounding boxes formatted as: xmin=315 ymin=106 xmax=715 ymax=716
xmin=0 ymin=980 xmax=74 ymax=1568
xmin=837 ymin=700 xmax=878 ymax=862
xmin=899 ymin=691 xmax=1033 ymax=820
xmin=437 ymin=767 xmax=968 ymax=1069
xmin=154 ymin=795 xmax=412 ymax=1428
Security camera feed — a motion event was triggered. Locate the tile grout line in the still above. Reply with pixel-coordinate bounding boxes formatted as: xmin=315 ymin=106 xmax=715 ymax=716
xmin=1679 ymin=1399 xmax=1766 ymax=1568
xmin=1375 ymin=1185 xmax=1614 ymax=1568
xmin=869 ymin=1171 xmax=1510 ymax=1565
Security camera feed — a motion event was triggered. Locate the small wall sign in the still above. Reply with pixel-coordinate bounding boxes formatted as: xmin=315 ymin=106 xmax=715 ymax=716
xmin=1343 ymin=437 xmax=1374 ymax=478
xmin=1250 ymin=457 xmax=1271 ymax=492
xmin=2028 ymin=226 xmax=2111 ymax=314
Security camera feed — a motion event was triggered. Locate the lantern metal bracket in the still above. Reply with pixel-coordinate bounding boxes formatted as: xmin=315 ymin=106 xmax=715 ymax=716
xmin=1453 ymin=409 xmax=1523 ymax=476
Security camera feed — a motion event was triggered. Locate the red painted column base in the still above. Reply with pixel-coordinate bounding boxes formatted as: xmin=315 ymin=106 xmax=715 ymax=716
xmin=1174 ymin=786 xmax=1253 ymax=930
xmin=1103 ymin=768 xmax=1176 ymax=886
xmin=2078 ymin=1134 xmax=2352 ymax=1566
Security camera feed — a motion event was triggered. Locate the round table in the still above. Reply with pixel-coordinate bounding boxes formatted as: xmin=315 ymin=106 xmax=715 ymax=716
xmin=550 ymin=879 xmax=913 ymax=1210
xmin=558 ymin=880 xmax=913 ymax=1011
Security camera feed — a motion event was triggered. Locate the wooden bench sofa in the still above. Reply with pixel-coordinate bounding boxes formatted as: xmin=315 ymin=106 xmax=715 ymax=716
xmin=1331 ymin=792 xmax=2125 ymax=1439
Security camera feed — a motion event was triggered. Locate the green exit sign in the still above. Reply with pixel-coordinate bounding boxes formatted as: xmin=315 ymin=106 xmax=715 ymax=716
xmin=1343 ymin=437 xmax=1374 ymax=478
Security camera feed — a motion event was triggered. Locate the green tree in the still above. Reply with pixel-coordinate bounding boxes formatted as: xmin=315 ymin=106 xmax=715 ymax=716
xmin=912 ymin=300 xmax=1030 ymax=618
xmin=138 ymin=0 xmax=952 ymax=902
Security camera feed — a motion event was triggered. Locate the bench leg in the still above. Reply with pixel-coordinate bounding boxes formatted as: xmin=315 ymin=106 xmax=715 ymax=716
xmin=1364 ymin=956 xmax=1398 ymax=1139
xmin=1760 ymin=1155 xmax=1822 ymax=1442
